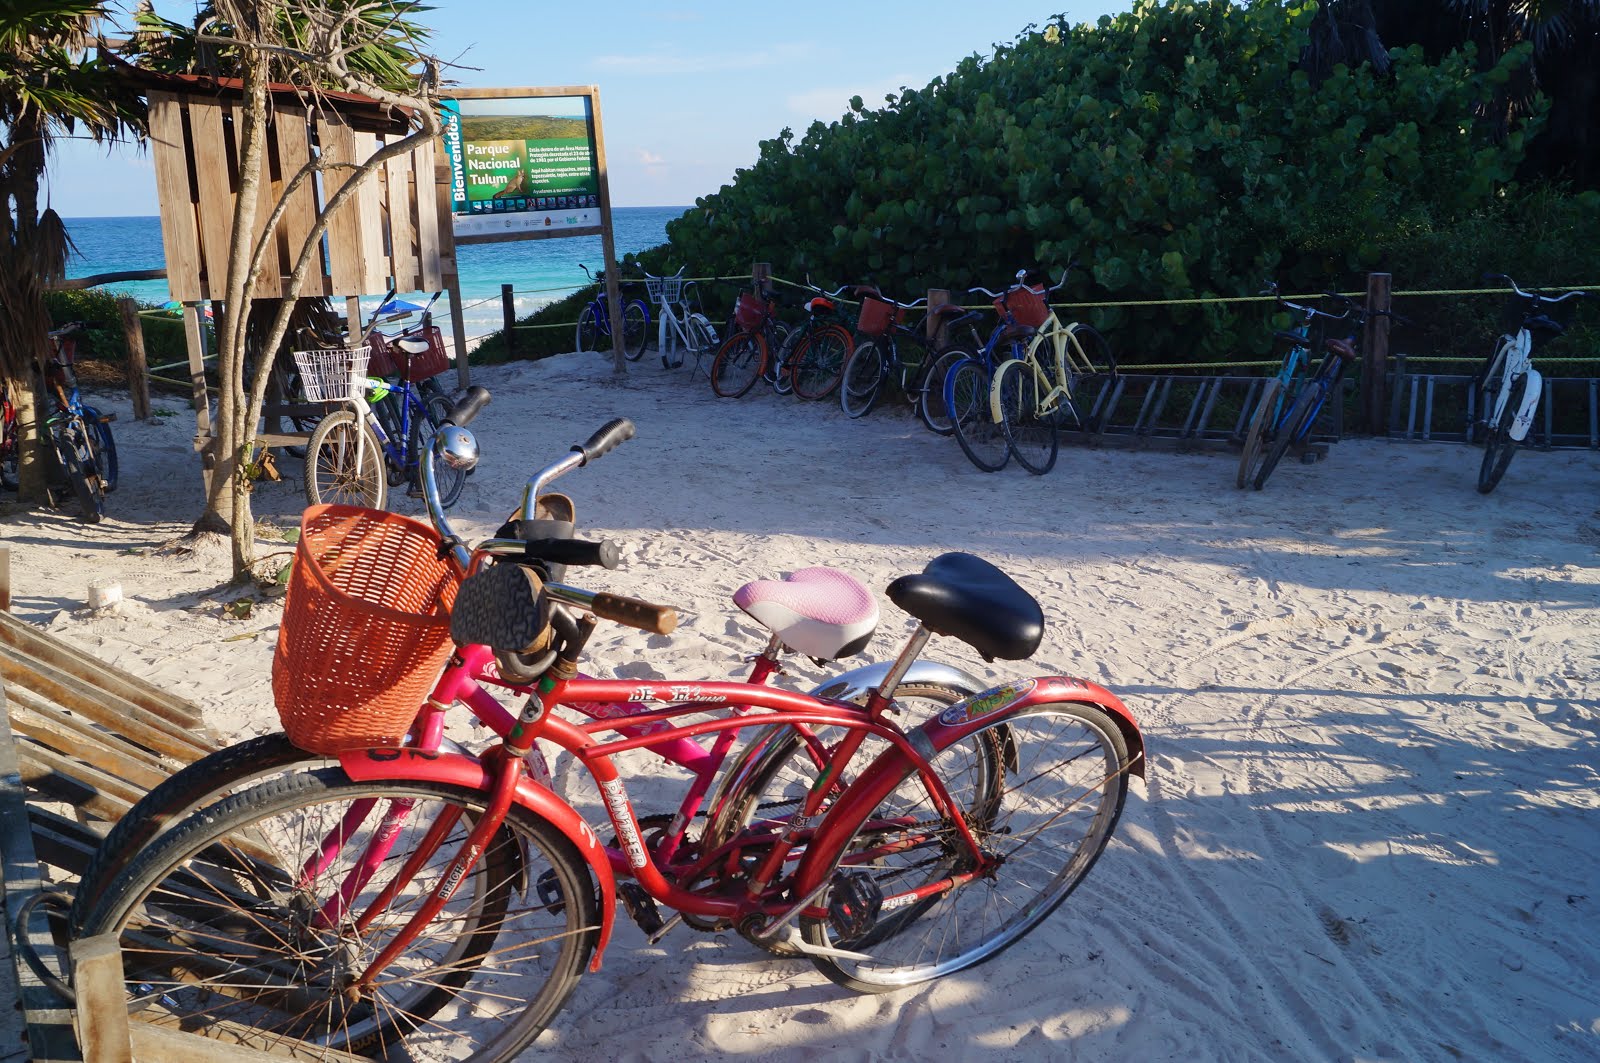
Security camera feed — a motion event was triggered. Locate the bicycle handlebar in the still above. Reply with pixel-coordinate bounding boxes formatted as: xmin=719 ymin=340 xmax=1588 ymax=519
xmin=968 ymin=268 xmax=1071 ymax=301
xmin=801 ymin=274 xmax=851 ymax=299
xmin=445 ymin=386 xmax=491 ymax=427
xmin=1482 ymin=273 xmax=1589 ymax=306
xmin=636 ymin=265 xmax=689 ymax=281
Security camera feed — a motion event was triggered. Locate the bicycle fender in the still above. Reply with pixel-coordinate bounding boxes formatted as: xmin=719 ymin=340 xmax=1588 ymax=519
xmin=1509 ymin=368 xmax=1542 ymax=442
xmin=339 ymin=750 xmax=617 ymax=969
xmin=793 ymin=676 xmax=1144 ymax=899
xmin=805 ymin=658 xmax=988 ymax=706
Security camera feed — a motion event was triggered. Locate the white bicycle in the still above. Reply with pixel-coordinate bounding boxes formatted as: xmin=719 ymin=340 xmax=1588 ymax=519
xmin=1473 ymin=273 xmax=1588 ymax=494
xmin=639 ymin=265 xmax=719 ymax=375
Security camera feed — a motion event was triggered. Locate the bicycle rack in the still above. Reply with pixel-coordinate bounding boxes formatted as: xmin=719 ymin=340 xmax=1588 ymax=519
xmin=1058 ymin=373 xmax=1342 ymax=456
xmin=1385 ymin=356 xmax=1600 ymax=449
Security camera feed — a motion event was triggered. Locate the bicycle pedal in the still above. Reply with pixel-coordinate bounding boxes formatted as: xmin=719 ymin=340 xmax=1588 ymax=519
xmin=618 ymin=882 xmax=666 ymax=936
xmin=826 ymin=871 xmax=883 ymax=940
xmin=534 ymin=868 xmax=566 ymax=913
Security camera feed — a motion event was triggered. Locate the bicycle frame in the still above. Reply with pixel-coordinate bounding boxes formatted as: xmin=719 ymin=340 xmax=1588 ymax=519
xmin=991 ymin=311 xmax=1101 ymax=426
xmin=1484 ymin=329 xmax=1540 ymax=442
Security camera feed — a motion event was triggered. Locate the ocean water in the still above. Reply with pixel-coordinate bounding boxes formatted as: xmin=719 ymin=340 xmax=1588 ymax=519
xmin=63 ymin=206 xmax=687 ymax=342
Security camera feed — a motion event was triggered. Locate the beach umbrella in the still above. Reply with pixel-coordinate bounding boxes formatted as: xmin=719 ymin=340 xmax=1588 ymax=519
xmin=377 ymin=297 xmax=424 ymax=316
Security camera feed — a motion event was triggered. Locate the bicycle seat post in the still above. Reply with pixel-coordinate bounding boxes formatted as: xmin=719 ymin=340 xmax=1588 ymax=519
xmin=865 ymin=624 xmax=931 ymax=714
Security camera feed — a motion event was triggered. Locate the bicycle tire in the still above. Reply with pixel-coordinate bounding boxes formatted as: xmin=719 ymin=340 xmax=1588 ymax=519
xmin=993 ymin=359 xmax=1059 ymax=475
xmin=80 ymin=405 xmax=118 ymax=492
xmin=423 ymin=394 xmax=468 ymax=508
xmin=710 ymin=332 xmax=767 ymax=398
xmin=916 ymin=348 xmax=968 ymax=435
xmin=77 ymin=768 xmax=599 ymax=1062
xmin=305 ymin=408 xmax=388 ymax=509
xmin=1065 ymin=322 xmax=1116 ymax=377
xmin=686 ymin=315 xmax=716 ymax=375
xmin=1251 ymin=381 xmax=1321 ymax=491
xmin=802 ymin=701 xmax=1131 ymax=992
xmin=947 ymin=359 xmax=1009 ymax=472
xmin=55 ymin=420 xmax=105 ymax=522
xmin=575 ymin=305 xmax=600 ymax=354
xmin=1235 ymin=378 xmax=1281 ymax=489
xmin=790 ymin=325 xmax=852 ymax=400
xmin=623 ymin=300 xmax=650 ymax=361
xmin=1478 ymin=372 xmax=1530 ymax=494
xmin=839 ymin=341 xmax=887 ymax=418
xmin=1469 ymin=344 xmax=1508 ymax=445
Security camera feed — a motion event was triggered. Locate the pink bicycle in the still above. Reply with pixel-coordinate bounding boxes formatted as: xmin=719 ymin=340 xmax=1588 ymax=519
xmin=70 ymin=393 xmax=1145 ymax=1062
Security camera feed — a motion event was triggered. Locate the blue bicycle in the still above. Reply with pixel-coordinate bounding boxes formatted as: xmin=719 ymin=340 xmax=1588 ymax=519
xmin=944 ymin=270 xmax=1058 ymax=472
xmin=41 ymin=322 xmax=117 ymax=522
xmin=1235 ymin=285 xmax=1320 ymax=488
xmin=573 ymin=263 xmax=649 ymax=360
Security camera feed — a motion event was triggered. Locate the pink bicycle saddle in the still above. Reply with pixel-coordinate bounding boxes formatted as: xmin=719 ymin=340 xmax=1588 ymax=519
xmin=733 ymin=567 xmax=879 ymax=660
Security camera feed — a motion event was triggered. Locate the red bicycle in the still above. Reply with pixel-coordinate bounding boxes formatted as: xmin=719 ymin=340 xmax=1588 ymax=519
xmin=71 ymin=396 xmax=1145 ymax=1062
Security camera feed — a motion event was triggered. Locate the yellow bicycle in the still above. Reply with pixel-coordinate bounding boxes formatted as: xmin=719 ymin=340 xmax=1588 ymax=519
xmin=986 ymin=271 xmax=1115 ymax=474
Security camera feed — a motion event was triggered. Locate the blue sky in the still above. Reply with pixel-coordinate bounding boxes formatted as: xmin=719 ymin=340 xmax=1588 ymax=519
xmin=49 ymin=1 xmax=1117 ymax=216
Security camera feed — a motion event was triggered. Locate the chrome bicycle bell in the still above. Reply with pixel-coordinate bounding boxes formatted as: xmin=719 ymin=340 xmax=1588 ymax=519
xmin=438 ymin=425 xmax=480 ymax=472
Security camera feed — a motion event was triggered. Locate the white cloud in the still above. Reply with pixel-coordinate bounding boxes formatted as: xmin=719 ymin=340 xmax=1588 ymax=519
xmin=593 ymin=43 xmax=811 ymax=76
xmin=638 ymin=150 xmax=665 ymax=165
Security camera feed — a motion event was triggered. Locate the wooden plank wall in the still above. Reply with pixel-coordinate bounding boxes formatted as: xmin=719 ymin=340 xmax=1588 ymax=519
xmin=149 ymin=93 xmax=441 ymax=302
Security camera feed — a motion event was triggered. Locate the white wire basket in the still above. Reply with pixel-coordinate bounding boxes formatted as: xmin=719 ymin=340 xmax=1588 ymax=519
xmin=293 ymin=345 xmax=371 ymax=403
xmin=644 ymin=274 xmax=685 ymax=305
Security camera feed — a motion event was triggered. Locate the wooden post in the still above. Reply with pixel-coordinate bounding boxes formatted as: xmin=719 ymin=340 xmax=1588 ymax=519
xmin=0 ymin=545 xmax=9 ymax=613
xmin=72 ymin=934 xmax=134 ymax=1063
xmin=501 ymin=283 xmax=518 ymax=357
xmin=752 ymin=262 xmax=772 ymax=297
xmin=181 ymin=304 xmax=213 ymax=493
xmin=1363 ymin=272 xmax=1392 ymax=435
xmin=588 ymin=86 xmax=628 ymax=375
xmin=927 ymin=289 xmax=950 ymax=344
xmin=345 ymin=295 xmax=364 ymax=344
xmin=118 ymin=298 xmax=150 ymax=421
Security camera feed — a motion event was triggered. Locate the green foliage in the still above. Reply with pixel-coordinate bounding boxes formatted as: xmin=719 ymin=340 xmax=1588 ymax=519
xmin=659 ymin=0 xmax=1546 ymax=365
xmin=42 ymin=288 xmax=188 ymax=368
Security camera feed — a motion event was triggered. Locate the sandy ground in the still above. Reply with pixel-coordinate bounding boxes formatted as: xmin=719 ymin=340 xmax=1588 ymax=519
xmin=2 ymin=353 xmax=1598 ymax=1062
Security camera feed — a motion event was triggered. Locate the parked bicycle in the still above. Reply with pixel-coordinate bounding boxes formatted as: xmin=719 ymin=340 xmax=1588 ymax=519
xmin=1235 ymin=284 xmax=1320 ymax=489
xmin=71 ymin=398 xmax=1144 ymax=1062
xmin=838 ymin=287 xmax=986 ymax=433
xmin=298 ymin=324 xmax=466 ymax=510
xmin=780 ymin=279 xmax=855 ymax=400
xmin=985 ymin=271 xmax=1115 ymax=475
xmin=946 ymin=271 xmax=1059 ymax=473
xmin=638 ymin=264 xmax=718 ymax=374
xmin=1242 ymin=291 xmax=1396 ymax=491
xmin=1472 ymin=273 xmax=1588 ymax=494
xmin=32 ymin=322 xmax=117 ymax=521
xmin=575 ymin=263 xmax=649 ymax=360
xmin=709 ymin=282 xmax=789 ymax=398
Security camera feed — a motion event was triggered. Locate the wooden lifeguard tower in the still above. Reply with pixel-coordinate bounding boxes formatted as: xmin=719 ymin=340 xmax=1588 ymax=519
xmin=140 ymin=72 xmax=468 ymax=478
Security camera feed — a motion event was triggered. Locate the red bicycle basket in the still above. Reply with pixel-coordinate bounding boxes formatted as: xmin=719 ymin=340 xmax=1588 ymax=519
xmin=364 ymin=331 xmax=398 ymax=377
xmin=995 ymin=286 xmax=1050 ymax=330
xmin=273 ymin=505 xmax=460 ymax=754
xmin=856 ymin=296 xmax=903 ymax=337
xmin=734 ymin=291 xmax=771 ymax=330
xmin=362 ymin=327 xmax=450 ymax=382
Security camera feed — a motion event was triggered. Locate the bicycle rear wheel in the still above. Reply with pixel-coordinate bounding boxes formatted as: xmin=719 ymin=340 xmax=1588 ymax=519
xmin=802 ymin=702 xmax=1132 ymax=992
xmin=575 ymin=305 xmax=600 ymax=354
xmin=80 ymin=405 xmax=118 ymax=491
xmin=53 ymin=419 xmax=105 ymax=522
xmin=994 ymin=359 xmax=1059 ymax=475
xmin=948 ymin=359 xmax=1009 ymax=472
xmin=916 ymin=348 xmax=967 ymax=435
xmin=791 ymin=325 xmax=852 ymax=400
xmin=1251 ymin=382 xmax=1322 ymax=491
xmin=1235 ymin=378 xmax=1281 ymax=489
xmin=623 ymin=300 xmax=650 ymax=361
xmin=423 ymin=395 xmax=468 ymax=507
xmin=710 ymin=332 xmax=767 ymax=398
xmin=76 ymin=769 xmax=599 ymax=1063
xmin=1478 ymin=373 xmax=1529 ymax=494
xmin=839 ymin=341 xmax=886 ymax=418
xmin=305 ymin=409 xmax=388 ymax=509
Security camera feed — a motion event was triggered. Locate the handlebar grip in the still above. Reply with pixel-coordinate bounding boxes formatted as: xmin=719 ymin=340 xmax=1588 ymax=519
xmin=446 ymin=386 xmax=491 ymax=427
xmin=518 ymin=538 xmax=620 ymax=570
xmin=575 ymin=418 xmax=635 ymax=463
xmin=591 ymin=592 xmax=678 ymax=635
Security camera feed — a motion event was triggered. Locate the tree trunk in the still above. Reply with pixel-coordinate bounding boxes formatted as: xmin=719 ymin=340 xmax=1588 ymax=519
xmin=11 ymin=373 xmax=47 ymax=504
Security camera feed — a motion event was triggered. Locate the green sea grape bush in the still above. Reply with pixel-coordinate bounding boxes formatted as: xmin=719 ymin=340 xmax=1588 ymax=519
xmin=662 ymin=0 xmax=1540 ymax=365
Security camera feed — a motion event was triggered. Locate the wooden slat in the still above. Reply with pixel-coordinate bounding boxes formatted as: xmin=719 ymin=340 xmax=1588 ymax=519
xmin=9 ymin=695 xmax=174 ymax=792
xmin=418 ymin=142 xmax=444 ymax=292
xmin=385 ymin=149 xmax=418 ymax=291
xmin=272 ymin=106 xmax=327 ymax=298
xmin=0 ymin=612 xmax=204 ymax=728
xmin=243 ymin=108 xmax=282 ymax=300
xmin=19 ymin=740 xmax=148 ymax=818
xmin=148 ymin=93 xmax=204 ymax=304
xmin=132 ymin=1018 xmax=370 ymax=1062
xmin=188 ymin=101 xmax=237 ymax=302
xmin=352 ymin=131 xmax=388 ymax=293
xmin=71 ymin=936 xmax=133 ymax=1063
xmin=26 ymin=806 xmax=103 ymax=874
xmin=318 ymin=115 xmax=368 ymax=295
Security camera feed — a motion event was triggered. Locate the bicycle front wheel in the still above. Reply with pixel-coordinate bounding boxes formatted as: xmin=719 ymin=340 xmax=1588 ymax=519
xmin=839 ymin=341 xmax=886 ymax=418
xmin=994 ymin=359 xmax=1059 ymax=475
xmin=55 ymin=420 xmax=106 ymax=522
xmin=1235 ymin=378 xmax=1281 ymax=489
xmin=710 ymin=332 xmax=767 ymax=398
xmin=802 ymin=701 xmax=1132 ymax=992
xmin=916 ymin=348 xmax=968 ymax=435
xmin=1478 ymin=372 xmax=1530 ymax=494
xmin=623 ymin=300 xmax=650 ymax=361
xmin=423 ymin=395 xmax=468 ymax=507
xmin=305 ymin=409 xmax=388 ymax=509
xmin=80 ymin=405 xmax=118 ymax=491
xmin=77 ymin=769 xmax=600 ymax=1063
xmin=1251 ymin=382 xmax=1322 ymax=491
xmin=947 ymin=359 xmax=1009 ymax=472
xmin=791 ymin=325 xmax=852 ymax=400
xmin=575 ymin=305 xmax=600 ymax=354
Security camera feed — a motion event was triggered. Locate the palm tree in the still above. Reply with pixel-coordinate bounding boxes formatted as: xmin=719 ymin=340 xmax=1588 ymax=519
xmin=0 ymin=1 xmax=140 ymax=502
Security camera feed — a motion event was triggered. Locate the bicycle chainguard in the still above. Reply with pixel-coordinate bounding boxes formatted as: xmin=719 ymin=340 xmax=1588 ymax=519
xmin=826 ymin=870 xmax=884 ymax=940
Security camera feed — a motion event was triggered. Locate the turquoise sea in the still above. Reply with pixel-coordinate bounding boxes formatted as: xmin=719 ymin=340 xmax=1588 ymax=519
xmin=63 ymin=206 xmax=687 ymax=342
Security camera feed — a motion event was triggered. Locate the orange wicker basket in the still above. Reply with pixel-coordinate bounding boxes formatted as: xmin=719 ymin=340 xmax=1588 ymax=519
xmin=273 ymin=505 xmax=460 ymax=754
xmin=856 ymin=296 xmax=903 ymax=337
xmin=734 ymin=291 xmax=772 ymax=330
xmin=994 ymin=286 xmax=1050 ymax=330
